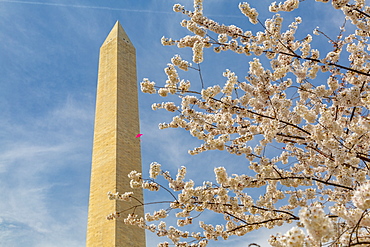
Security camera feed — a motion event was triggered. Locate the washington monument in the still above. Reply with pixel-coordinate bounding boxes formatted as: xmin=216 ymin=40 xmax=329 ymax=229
xmin=86 ymin=21 xmax=145 ymax=247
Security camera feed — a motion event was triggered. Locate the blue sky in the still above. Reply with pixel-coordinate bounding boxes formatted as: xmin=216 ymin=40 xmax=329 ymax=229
xmin=0 ymin=0 xmax=351 ymax=246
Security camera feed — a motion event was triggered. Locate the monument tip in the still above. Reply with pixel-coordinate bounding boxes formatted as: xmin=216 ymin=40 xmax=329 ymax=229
xmin=103 ymin=21 xmax=133 ymax=45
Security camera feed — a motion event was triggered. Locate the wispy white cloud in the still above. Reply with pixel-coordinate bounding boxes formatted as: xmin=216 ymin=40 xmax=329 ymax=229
xmin=0 ymin=93 xmax=93 ymax=246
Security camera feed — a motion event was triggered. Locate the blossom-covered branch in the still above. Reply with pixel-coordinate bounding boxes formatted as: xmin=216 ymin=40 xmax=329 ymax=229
xmin=111 ymin=0 xmax=370 ymax=246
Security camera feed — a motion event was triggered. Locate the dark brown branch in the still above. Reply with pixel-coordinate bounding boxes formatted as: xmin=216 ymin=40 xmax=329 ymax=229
xmin=227 ymin=217 xmax=295 ymax=233
xmin=346 ymin=4 xmax=370 ymax=19
xmin=197 ymin=63 xmax=205 ymax=88
xmin=148 ymin=177 xmax=180 ymax=202
xmin=306 ymin=145 xmax=334 ymax=162
xmin=169 ymin=87 xmax=313 ymax=136
xmin=349 ymin=242 xmax=370 ymax=247
xmin=224 ymin=211 xmax=248 ymax=224
xmin=357 ymin=154 xmax=370 ymax=163
xmin=117 ymin=201 xmax=175 ymax=214
xmin=244 ymin=108 xmax=311 ymax=135
xmin=347 ymin=80 xmax=368 ymax=134
xmin=252 ymin=205 xmax=299 ymax=220
xmin=277 ymin=51 xmax=370 ymax=77
xmin=264 ymin=176 xmax=354 ymax=190
xmin=276 ymin=133 xmax=306 ymax=140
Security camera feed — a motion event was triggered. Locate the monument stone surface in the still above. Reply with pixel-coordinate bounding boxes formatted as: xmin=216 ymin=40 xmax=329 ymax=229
xmin=86 ymin=21 xmax=145 ymax=247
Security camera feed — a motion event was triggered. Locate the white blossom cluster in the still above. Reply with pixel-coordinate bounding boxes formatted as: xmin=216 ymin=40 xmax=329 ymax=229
xmin=298 ymin=204 xmax=334 ymax=243
xmin=269 ymin=226 xmax=305 ymax=247
xmin=192 ymin=40 xmax=204 ymax=64
xmin=109 ymin=0 xmax=370 ymax=246
xmin=140 ymin=78 xmax=156 ymax=94
xmin=150 ymin=162 xmax=161 ymax=179
xmin=352 ymin=182 xmax=370 ymax=210
xmin=106 ymin=211 xmax=121 ymax=220
xmin=128 ymin=170 xmax=142 ymax=188
xmin=171 ymin=55 xmax=191 ymax=71
xmin=145 ymin=209 xmax=167 ymax=222
xmin=107 ymin=191 xmax=133 ymax=201
xmin=269 ymin=0 xmax=300 ymax=13
xmin=239 ymin=2 xmax=259 ymax=24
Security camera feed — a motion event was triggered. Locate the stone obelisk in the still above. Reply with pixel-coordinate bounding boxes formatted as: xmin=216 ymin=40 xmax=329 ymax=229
xmin=86 ymin=21 xmax=145 ymax=247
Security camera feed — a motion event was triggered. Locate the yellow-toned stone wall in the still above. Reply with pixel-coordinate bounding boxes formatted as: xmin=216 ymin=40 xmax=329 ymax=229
xmin=86 ymin=22 xmax=145 ymax=247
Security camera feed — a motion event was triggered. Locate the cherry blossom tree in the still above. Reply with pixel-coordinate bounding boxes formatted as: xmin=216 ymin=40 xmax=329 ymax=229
xmin=109 ymin=0 xmax=370 ymax=246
